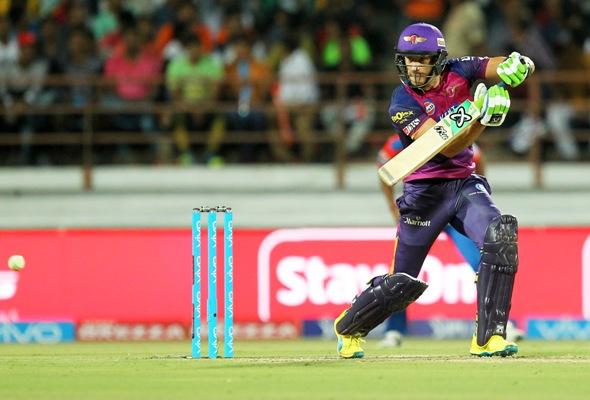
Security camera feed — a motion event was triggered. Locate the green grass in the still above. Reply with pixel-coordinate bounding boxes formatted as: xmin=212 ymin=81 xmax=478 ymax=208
xmin=2 ymin=339 xmax=590 ymax=399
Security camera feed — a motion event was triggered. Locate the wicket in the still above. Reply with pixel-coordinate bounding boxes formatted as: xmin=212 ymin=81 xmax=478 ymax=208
xmin=192 ymin=206 xmax=234 ymax=359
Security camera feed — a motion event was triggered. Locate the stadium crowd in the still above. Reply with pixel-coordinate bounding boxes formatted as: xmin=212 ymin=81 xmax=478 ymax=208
xmin=0 ymin=0 xmax=589 ymax=165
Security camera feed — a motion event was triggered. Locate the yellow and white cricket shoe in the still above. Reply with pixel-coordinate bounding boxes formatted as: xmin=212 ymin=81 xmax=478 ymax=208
xmin=470 ymin=334 xmax=518 ymax=357
xmin=334 ymin=310 xmax=365 ymax=359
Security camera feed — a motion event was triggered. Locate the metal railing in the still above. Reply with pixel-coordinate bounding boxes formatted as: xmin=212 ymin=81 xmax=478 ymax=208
xmin=0 ymin=71 xmax=588 ymax=190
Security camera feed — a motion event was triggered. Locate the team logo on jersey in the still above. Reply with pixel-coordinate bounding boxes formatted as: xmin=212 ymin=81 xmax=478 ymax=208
xmin=403 ymin=34 xmax=427 ymax=45
xmin=475 ymin=183 xmax=487 ymax=193
xmin=391 ymin=111 xmax=413 ymax=124
xmin=424 ymin=101 xmax=435 ymax=115
xmin=469 ymin=183 xmax=488 ymax=196
xmin=449 ymin=106 xmax=472 ymax=128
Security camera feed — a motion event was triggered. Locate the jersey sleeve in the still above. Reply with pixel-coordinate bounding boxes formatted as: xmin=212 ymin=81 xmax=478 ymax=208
xmin=388 ymin=89 xmax=429 ymax=139
xmin=449 ymin=57 xmax=490 ymax=83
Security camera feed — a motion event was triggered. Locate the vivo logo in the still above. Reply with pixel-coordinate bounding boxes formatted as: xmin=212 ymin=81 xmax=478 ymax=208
xmin=428 ymin=319 xmax=474 ymax=339
xmin=227 ymin=290 xmax=234 ymax=318
xmin=225 ymin=326 xmax=234 ymax=352
xmin=0 ymin=322 xmax=74 ymax=344
xmin=226 ymin=256 xmax=234 ymax=284
xmin=528 ymin=320 xmax=590 ymax=340
xmin=226 ymin=221 xmax=233 ymax=245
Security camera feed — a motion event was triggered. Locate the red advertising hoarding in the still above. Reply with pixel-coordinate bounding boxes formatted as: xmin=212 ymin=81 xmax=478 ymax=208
xmin=1 ymin=227 xmax=589 ymax=326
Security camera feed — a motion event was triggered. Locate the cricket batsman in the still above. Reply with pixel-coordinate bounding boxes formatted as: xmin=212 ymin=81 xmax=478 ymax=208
xmin=378 ymin=137 xmax=485 ymax=347
xmin=334 ymin=22 xmax=534 ymax=358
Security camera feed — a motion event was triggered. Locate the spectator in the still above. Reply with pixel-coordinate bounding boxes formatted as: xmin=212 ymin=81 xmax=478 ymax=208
xmin=109 ymin=13 xmax=179 ymax=63
xmin=37 ymin=17 xmax=67 ymax=72
xmin=103 ymin=24 xmax=162 ymax=162
xmin=443 ymin=0 xmax=487 ymax=58
xmin=165 ymin=34 xmax=225 ymax=164
xmin=0 ymin=31 xmax=48 ymax=164
xmin=217 ymin=12 xmax=250 ymax=64
xmin=402 ymin=0 xmax=446 ymax=25
xmin=319 ymin=19 xmax=372 ymax=73
xmin=95 ymin=1 xmax=136 ymax=57
xmin=160 ymin=1 xmax=200 ymax=62
xmin=109 ymin=14 xmax=171 ymax=58
xmin=92 ymin=0 xmax=127 ymax=40
xmin=153 ymin=0 xmax=182 ymax=28
xmin=0 ymin=1 xmax=588 ymax=167
xmin=223 ymin=35 xmax=270 ymax=162
xmin=159 ymin=0 xmax=232 ymax=62
xmin=194 ymin=1 xmax=234 ymax=54
xmin=507 ymin=10 xmax=580 ymax=160
xmin=274 ymin=33 xmax=319 ymax=162
xmin=67 ymin=1 xmax=92 ymax=31
xmin=136 ymin=14 xmax=169 ymax=56
xmin=54 ymin=1 xmax=93 ymax=54
xmin=0 ymin=15 xmax=18 ymax=68
xmin=319 ymin=20 xmax=375 ymax=156
xmin=62 ymin=27 xmax=101 ymax=129
xmin=264 ymin=9 xmax=291 ymax=73
xmin=0 ymin=1 xmax=31 ymax=22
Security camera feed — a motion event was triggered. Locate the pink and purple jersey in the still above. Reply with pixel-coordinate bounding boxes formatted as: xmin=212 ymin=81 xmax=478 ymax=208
xmin=388 ymin=57 xmax=489 ymax=181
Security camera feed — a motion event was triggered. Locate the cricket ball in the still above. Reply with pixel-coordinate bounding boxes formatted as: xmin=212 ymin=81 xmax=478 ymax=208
xmin=8 ymin=255 xmax=25 ymax=271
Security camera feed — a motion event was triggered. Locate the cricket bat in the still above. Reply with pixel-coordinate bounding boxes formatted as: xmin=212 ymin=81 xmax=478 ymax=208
xmin=378 ymin=99 xmax=481 ymax=186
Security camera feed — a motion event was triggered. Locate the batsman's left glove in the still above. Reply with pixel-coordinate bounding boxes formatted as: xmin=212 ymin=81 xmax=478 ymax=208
xmin=497 ymin=51 xmax=535 ymax=87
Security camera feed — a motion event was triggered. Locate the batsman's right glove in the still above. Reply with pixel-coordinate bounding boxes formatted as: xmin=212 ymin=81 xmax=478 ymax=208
xmin=474 ymin=83 xmax=510 ymax=127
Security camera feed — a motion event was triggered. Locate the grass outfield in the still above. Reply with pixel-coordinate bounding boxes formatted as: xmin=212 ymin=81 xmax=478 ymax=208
xmin=1 ymin=339 xmax=590 ymax=399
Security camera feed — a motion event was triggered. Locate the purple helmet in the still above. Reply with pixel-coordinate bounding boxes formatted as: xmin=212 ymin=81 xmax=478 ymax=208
xmin=394 ymin=23 xmax=448 ymax=89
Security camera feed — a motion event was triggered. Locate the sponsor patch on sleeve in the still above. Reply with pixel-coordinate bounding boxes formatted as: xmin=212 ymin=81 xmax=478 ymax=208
xmin=391 ymin=110 xmax=413 ymax=124
xmin=402 ymin=118 xmax=421 ymax=136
